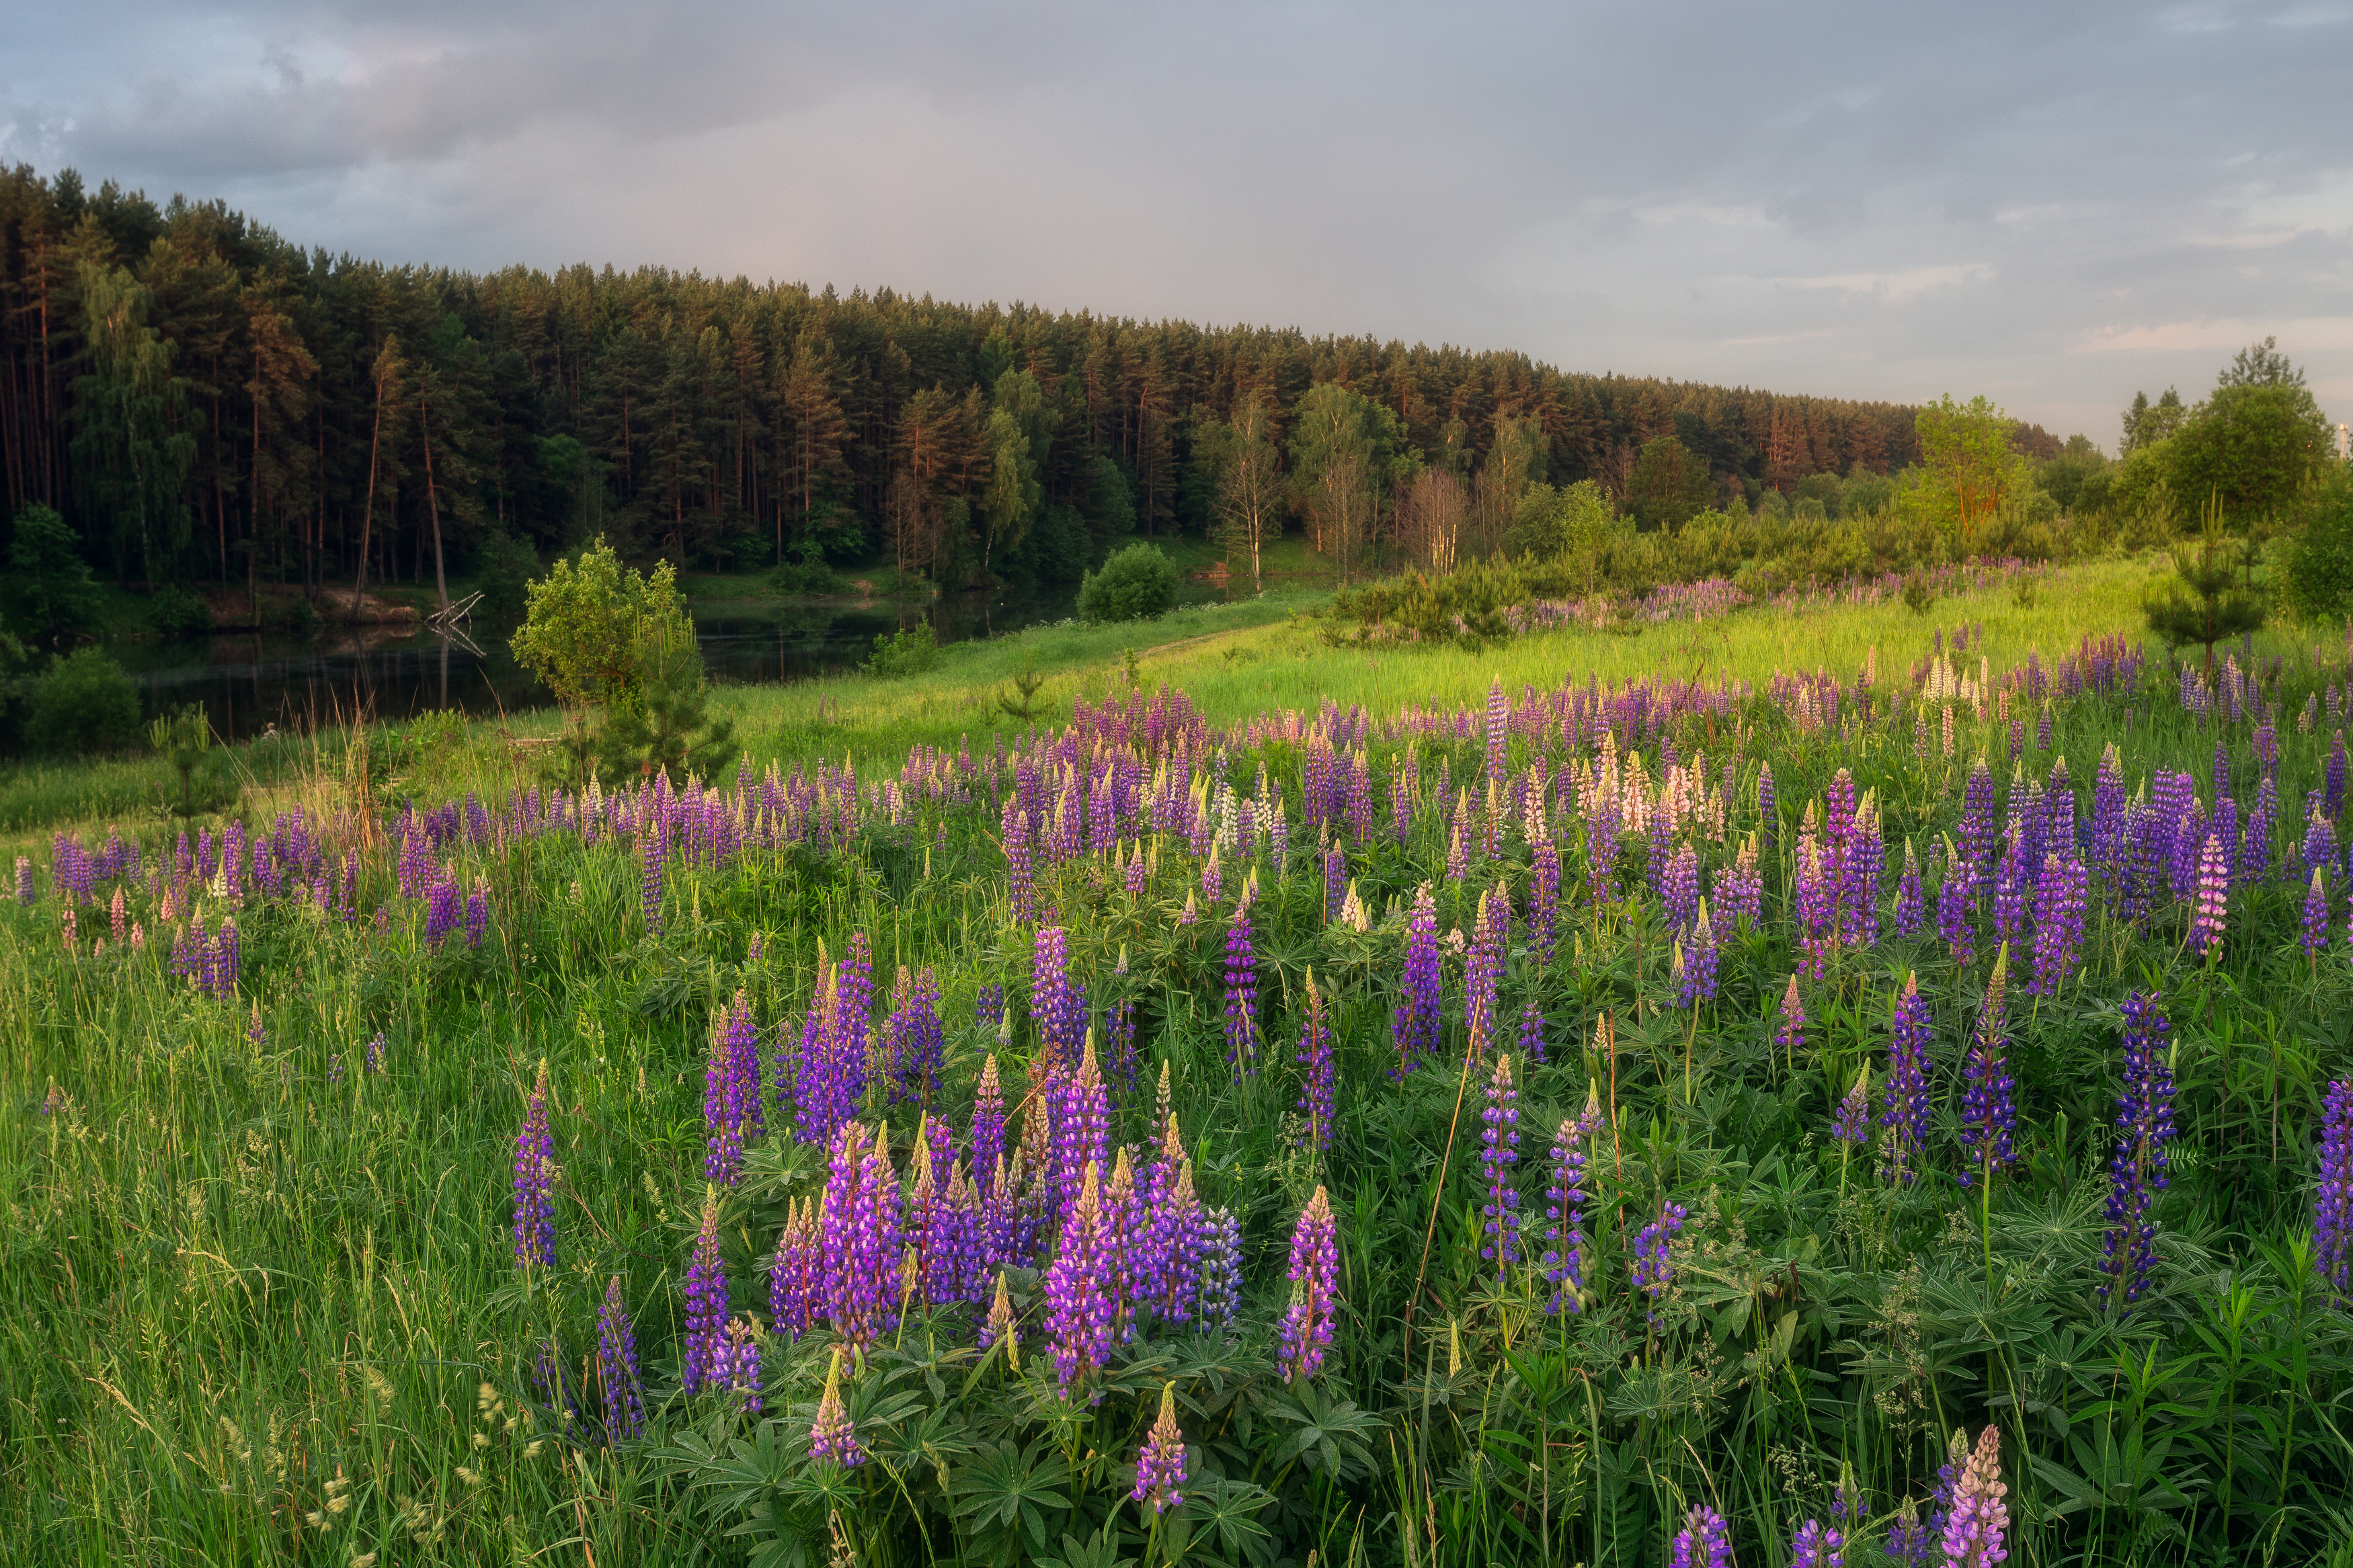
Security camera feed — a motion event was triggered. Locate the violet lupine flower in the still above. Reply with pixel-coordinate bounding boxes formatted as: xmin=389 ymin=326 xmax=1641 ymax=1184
xmin=1465 ymin=884 xmax=1508 ymax=1055
xmin=1144 ymin=1142 xmax=1203 ymax=1328
xmin=1757 ymin=762 xmax=1778 ymax=852
xmin=1991 ymin=833 xmax=2028 ymax=952
xmin=424 ymin=878 xmax=460 ymax=950
xmin=2098 ymin=992 xmax=2176 ymax=1311
xmin=640 ymin=826 xmax=664 ymax=931
xmin=1662 ymin=842 xmax=1702 ymax=931
xmin=1517 ymin=996 xmax=1548 ymax=1066
xmin=768 ymin=1197 xmax=822 ymax=1340
xmin=1895 ymin=839 xmax=1926 ymax=936
xmin=1941 ymin=1426 xmax=2009 ymax=1568
xmin=2316 ymin=1078 xmax=2353 ymax=1305
xmin=1200 ymin=848 xmax=1223 ymax=909
xmin=704 ymin=993 xmax=761 ymax=1185
xmin=596 ymin=1276 xmax=646 ymax=1440
xmin=2190 ymin=832 xmax=2229 ymax=958
xmin=13 ymin=856 xmax=31 ymax=905
xmin=826 ymin=1123 xmax=904 ymax=1351
xmin=976 ymin=981 xmax=1006 ymax=1029
xmin=1938 ymin=841 xmax=1977 ymax=965
xmin=365 ymin=1032 xmax=386 ymax=1074
xmin=2028 ymin=852 xmax=2087 ymax=997
xmin=1880 ymin=975 xmax=1935 ymax=1185
xmin=1630 ymin=1202 xmax=1687 ymax=1325
xmin=513 ymin=1060 xmax=557 ymax=1268
xmin=1223 ymin=893 xmax=1260 ymax=1078
xmin=1958 ymin=761 xmax=1998 ymax=895
xmin=809 ymin=1347 xmax=863 ymax=1467
xmin=885 ymin=964 xmax=946 ymax=1105
xmin=1033 ymin=925 xmax=1087 ymax=1073
xmin=1958 ymin=946 xmax=2018 ymax=1188
xmin=1196 ymin=1206 xmax=1243 ymax=1331
xmin=713 ymin=1318 xmax=763 ymax=1415
xmin=1716 ymin=837 xmax=1762 ymax=929
xmin=465 ymin=884 xmax=489 ymax=949
xmin=2302 ymin=868 xmax=2329 ymax=967
xmin=1004 ymin=797 xmax=1036 ymax=924
xmin=1053 ymin=1036 xmax=1112 ymax=1225
xmin=1393 ymin=882 xmax=1443 ymax=1077
xmin=1129 ymin=1383 xmax=1188 ymax=1516
xmin=1043 ymin=1159 xmax=1117 ymax=1392
xmin=970 ymin=1055 xmax=1008 ymax=1196
xmin=1531 ymin=836 xmax=1562 ymax=964
xmin=1831 ymin=1065 xmax=1870 ymax=1148
xmin=681 ymin=1186 xmax=731 ymax=1394
xmin=1322 ymin=840 xmax=1346 ymax=922
xmin=1479 ymin=1055 xmax=1521 ymax=1278
xmin=1845 ymin=804 xmax=1883 ymax=950
xmin=1277 ymin=1186 xmax=1339 ymax=1384
xmin=1670 ymin=1504 xmax=1732 ymax=1568
xmin=1679 ymin=903 xmax=1720 ymax=1008
xmin=1773 ymin=975 xmax=1806 ymax=1065
xmin=1790 ymin=1518 xmax=1843 ymax=1568
xmin=1295 ymin=973 xmax=1335 ymax=1154
xmin=1883 ymin=1501 xmax=1935 ymax=1568
xmin=1542 ymin=1088 xmax=1599 ymax=1315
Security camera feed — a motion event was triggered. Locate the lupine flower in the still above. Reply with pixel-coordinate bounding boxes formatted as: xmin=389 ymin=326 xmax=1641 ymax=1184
xmin=1938 ymin=841 xmax=1976 ymax=965
xmin=1196 ymin=1206 xmax=1243 ymax=1331
xmin=1679 ymin=901 xmax=1719 ymax=1007
xmin=1144 ymin=1139 xmax=1203 ymax=1328
xmin=1671 ymin=1504 xmax=1732 ymax=1568
xmin=640 ymin=826 xmax=664 ymax=931
xmin=1880 ymin=975 xmax=1934 ymax=1185
xmin=1661 ymin=842 xmax=1701 ymax=931
xmin=1831 ymin=1064 xmax=1870 ymax=1147
xmin=512 ymin=1060 xmax=557 ymax=1268
xmin=1884 ymin=1499 xmax=1934 ymax=1567
xmin=1223 ymin=889 xmax=1260 ymax=1077
xmin=1757 ymin=762 xmax=1778 ymax=851
xmin=532 ymin=1334 xmax=575 ymax=1425
xmin=1322 ymin=840 xmax=1346 ymax=922
xmin=714 ymin=1318 xmax=762 ymax=1416
xmin=465 ymin=884 xmax=489 ymax=948
xmin=681 ymin=1186 xmax=731 ymax=1394
xmin=365 ymin=1032 xmax=386 ymax=1074
xmin=1773 ymin=975 xmax=1806 ymax=1065
xmin=1295 ymin=971 xmax=1335 ymax=1154
xmin=1479 ymin=1055 xmax=1521 ymax=1277
xmin=2028 ymin=852 xmax=2087 ymax=997
xmin=1101 ymin=1149 xmax=1143 ymax=1343
xmin=885 ymin=965 xmax=947 ymax=1104
xmin=975 ymin=981 xmax=1006 ymax=1029
xmin=1531 ymin=837 xmax=1562 ymax=964
xmin=703 ymin=995 xmax=760 ymax=1186
xmin=824 ymin=1122 xmax=903 ymax=1351
xmin=2191 ymin=832 xmax=2228 ymax=958
xmin=2303 ymin=868 xmax=2330 ymax=968
xmin=1991 ymin=833 xmax=2028 ymax=952
xmin=1959 ymin=946 xmax=2018 ymax=1187
xmin=768 ymin=1197 xmax=822 ymax=1340
xmin=1033 ymin=925 xmax=1088 ymax=1071
xmin=1542 ymin=1086 xmax=1599 ymax=1314
xmin=969 ymin=1055 xmax=1007 ymax=1196
xmin=1517 ymin=995 xmax=1548 ymax=1066
xmin=2098 ymin=993 xmax=2175 ymax=1310
xmin=1790 ymin=1518 xmax=1842 ymax=1568
xmin=980 ymin=1271 xmax=1020 ymax=1363
xmin=809 ymin=1346 xmax=863 ymax=1467
xmin=1958 ymin=761 xmax=1997 ymax=894
xmin=1129 ymin=1383 xmax=1188 ymax=1516
xmin=1630 ymin=1202 xmax=1687 ymax=1325
xmin=596 ymin=1276 xmax=646 ymax=1440
xmin=1393 ymin=882 xmax=1443 ymax=1077
xmin=1277 ymin=1186 xmax=1339 ymax=1383
xmin=1940 ymin=1426 xmax=2009 ymax=1568
xmin=1052 ymin=1034 xmax=1112 ymax=1225
xmin=2317 ymin=1078 xmax=2353 ymax=1305
xmin=1466 ymin=884 xmax=1508 ymax=1053
xmin=1895 ymin=839 xmax=1926 ymax=936
xmin=1043 ymin=1159 xmax=1116 ymax=1392
xmin=1796 ymin=829 xmax=1837 ymax=979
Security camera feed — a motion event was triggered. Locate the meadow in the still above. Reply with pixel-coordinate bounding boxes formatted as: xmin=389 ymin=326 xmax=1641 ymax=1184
xmin=5 ymin=553 xmax=2353 ymax=1568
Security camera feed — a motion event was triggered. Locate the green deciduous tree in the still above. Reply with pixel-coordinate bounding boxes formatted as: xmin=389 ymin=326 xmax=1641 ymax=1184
xmin=1628 ymin=435 xmax=1714 ymax=532
xmin=1197 ymin=393 xmax=1283 ymax=593
xmin=3 ymin=503 xmax=104 ymax=647
xmin=508 ymin=536 xmax=695 ymax=709
xmin=2165 ymin=382 xmax=2331 ymax=527
xmin=2279 ymin=469 xmax=2353 ymax=624
xmin=69 ymin=260 xmax=195 ymax=586
xmin=1914 ymin=394 xmax=2028 ymax=550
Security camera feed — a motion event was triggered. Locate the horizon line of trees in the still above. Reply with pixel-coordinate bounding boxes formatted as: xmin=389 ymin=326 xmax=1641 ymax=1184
xmin=1 ymin=163 xmax=1971 ymax=610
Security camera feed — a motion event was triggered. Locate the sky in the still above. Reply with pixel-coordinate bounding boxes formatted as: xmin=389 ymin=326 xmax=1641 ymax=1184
xmin=6 ymin=0 xmax=2350 ymax=443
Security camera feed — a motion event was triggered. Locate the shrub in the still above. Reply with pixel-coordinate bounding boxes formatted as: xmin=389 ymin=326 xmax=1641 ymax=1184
xmin=147 ymin=585 xmax=214 ymax=639
xmin=25 ymin=649 xmax=143 ymax=756
xmin=1076 ymin=543 xmax=1176 ymax=624
xmin=2279 ymin=470 xmax=2353 ymax=624
xmin=2 ymin=505 xmax=101 ymax=649
xmin=865 ymin=619 xmax=940 ymax=678
xmin=508 ymin=538 xmax=695 ymax=709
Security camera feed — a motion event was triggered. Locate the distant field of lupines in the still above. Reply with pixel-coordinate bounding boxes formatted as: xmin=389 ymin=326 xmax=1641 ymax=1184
xmin=7 ymin=585 xmax=2353 ymax=1568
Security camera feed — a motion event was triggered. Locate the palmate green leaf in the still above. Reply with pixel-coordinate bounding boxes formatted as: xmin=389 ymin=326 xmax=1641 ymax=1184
xmin=947 ymin=1436 xmax=1073 ymax=1554
xmin=1265 ymin=1381 xmax=1384 ymax=1479
xmin=1181 ymin=1474 xmax=1277 ymax=1563
xmin=1032 ymin=1520 xmax=1138 ymax=1568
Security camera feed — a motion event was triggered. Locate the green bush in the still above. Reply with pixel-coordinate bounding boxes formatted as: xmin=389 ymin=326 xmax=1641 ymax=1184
xmin=2 ymin=505 xmax=101 ymax=649
xmin=865 ymin=618 xmax=940 ymax=678
xmin=2279 ymin=470 xmax=2353 ymax=624
xmin=1076 ymin=543 xmax=1177 ymax=624
xmin=25 ymin=649 xmax=144 ymax=756
xmin=147 ymin=585 xmax=214 ymax=639
xmin=473 ymin=532 xmax=541 ymax=622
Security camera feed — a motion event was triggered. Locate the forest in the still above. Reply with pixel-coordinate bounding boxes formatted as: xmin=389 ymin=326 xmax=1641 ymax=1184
xmin=0 ymin=165 xmax=1945 ymax=606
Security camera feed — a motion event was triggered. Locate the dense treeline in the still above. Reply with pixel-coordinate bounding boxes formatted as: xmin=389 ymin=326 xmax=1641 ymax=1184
xmin=0 ymin=165 xmax=1928 ymax=602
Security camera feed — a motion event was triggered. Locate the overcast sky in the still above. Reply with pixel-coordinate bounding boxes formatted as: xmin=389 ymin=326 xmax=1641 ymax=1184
xmin=7 ymin=1 xmax=2350 ymax=442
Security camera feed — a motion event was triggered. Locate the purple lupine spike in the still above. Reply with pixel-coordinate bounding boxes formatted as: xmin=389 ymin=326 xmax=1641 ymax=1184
xmin=1393 ymin=882 xmax=1443 ymax=1077
xmin=1960 ymin=945 xmax=2018 ymax=1187
xmin=975 ymin=981 xmax=1006 ymax=1030
xmin=1716 ymin=835 xmax=1762 ymax=929
xmin=1101 ymin=1149 xmax=1142 ymax=1344
xmin=2315 ymin=1079 xmax=2352 ymax=1305
xmin=1773 ymin=975 xmax=1806 ymax=1064
xmin=703 ymin=1019 xmax=748 ymax=1186
xmin=2190 ymin=833 xmax=2229 ymax=958
xmin=1880 ymin=975 xmax=1935 ymax=1184
xmin=1223 ymin=891 xmax=1260 ymax=1078
xmin=1791 ymin=1518 xmax=1843 ymax=1568
xmin=809 ymin=1347 xmax=863 ymax=1467
xmin=1043 ymin=1159 xmax=1116 ymax=1392
xmin=1129 ymin=1383 xmax=1189 ymax=1516
xmin=1277 ymin=1186 xmax=1339 ymax=1384
xmin=1796 ymin=831 xmax=1836 ymax=979
xmin=795 ymin=950 xmax=852 ymax=1145
xmin=1478 ymin=1054 xmax=1521 ymax=1278
xmin=1296 ymin=973 xmax=1335 ymax=1154
xmin=2098 ymin=992 xmax=2175 ymax=1311
xmin=640 ymin=825 xmax=664 ymax=932
xmin=1542 ymin=1089 xmax=1599 ymax=1314
xmin=1032 ymin=925 xmax=1087 ymax=1073
xmin=1517 ymin=995 xmax=1549 ymax=1066
xmin=1757 ymin=762 xmax=1777 ymax=852
xmin=2305 ymin=868 xmax=2331 ymax=967
xmin=1958 ymin=760 xmax=1999 ymax=895
xmin=512 ymin=1060 xmax=557 ymax=1268
xmin=768 ymin=1197 xmax=822 ymax=1340
xmin=1195 ymin=1206 xmax=1242 ymax=1331
xmin=2028 ymin=852 xmax=2087 ymax=997
xmin=1465 ymin=884 xmax=1508 ymax=1054
xmin=1942 ymin=1427 xmax=2010 ymax=1568
xmin=681 ymin=1186 xmax=730 ymax=1394
xmin=885 ymin=964 xmax=947 ymax=1105
xmin=837 ymin=1122 xmax=904 ymax=1350
xmin=1991 ymin=831 xmax=2028 ymax=952
xmin=596 ymin=1275 xmax=646 ymax=1440
xmin=1671 ymin=1503 xmax=1732 ymax=1568
xmin=1895 ymin=838 xmax=1926 ymax=936
xmin=715 ymin=1317 xmax=762 ymax=1416
xmin=1322 ymin=840 xmax=1346 ymax=922
xmin=1845 ymin=800 xmax=1883 ymax=949
xmin=1831 ymin=1065 xmax=1870 ymax=1147
xmin=1938 ymin=838 xmax=1976 ymax=964
xmin=1531 ymin=836 xmax=1562 ymax=964
xmin=970 ymin=1055 xmax=1008 ymax=1196
xmin=1051 ymin=1036 xmax=1111 ymax=1226
xmin=1662 ymin=842 xmax=1701 ymax=931
xmin=1630 ymin=1201 xmax=1687 ymax=1326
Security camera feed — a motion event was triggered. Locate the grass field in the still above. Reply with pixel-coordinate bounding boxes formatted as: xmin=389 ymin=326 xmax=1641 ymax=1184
xmin=7 ymin=552 xmax=2353 ymax=1567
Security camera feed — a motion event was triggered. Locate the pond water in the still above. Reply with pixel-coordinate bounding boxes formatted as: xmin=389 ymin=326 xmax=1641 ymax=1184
xmin=106 ymin=581 xmax=1220 ymax=741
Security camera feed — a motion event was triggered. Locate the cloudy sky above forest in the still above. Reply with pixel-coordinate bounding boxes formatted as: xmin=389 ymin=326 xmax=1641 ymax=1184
xmin=7 ymin=0 xmax=2350 ymax=440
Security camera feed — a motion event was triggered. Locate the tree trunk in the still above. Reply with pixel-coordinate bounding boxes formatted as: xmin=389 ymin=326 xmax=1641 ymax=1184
xmin=422 ymin=400 xmax=448 ymax=614
xmin=352 ymin=371 xmax=385 ymax=622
